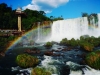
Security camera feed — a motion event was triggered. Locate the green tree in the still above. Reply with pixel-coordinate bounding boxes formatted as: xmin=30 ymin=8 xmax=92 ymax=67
xmin=82 ymin=13 xmax=88 ymax=17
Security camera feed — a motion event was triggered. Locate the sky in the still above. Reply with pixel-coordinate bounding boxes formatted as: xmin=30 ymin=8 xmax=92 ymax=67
xmin=0 ymin=0 xmax=100 ymax=19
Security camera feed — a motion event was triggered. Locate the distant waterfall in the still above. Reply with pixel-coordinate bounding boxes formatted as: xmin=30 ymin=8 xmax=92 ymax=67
xmin=37 ymin=22 xmax=40 ymax=41
xmin=51 ymin=13 xmax=100 ymax=42
xmin=98 ymin=13 xmax=100 ymax=28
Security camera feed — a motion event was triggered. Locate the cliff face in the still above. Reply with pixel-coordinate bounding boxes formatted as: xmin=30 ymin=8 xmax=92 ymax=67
xmin=32 ymin=21 xmax=52 ymax=28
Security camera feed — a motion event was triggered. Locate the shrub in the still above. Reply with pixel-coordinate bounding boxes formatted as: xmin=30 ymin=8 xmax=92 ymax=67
xmin=16 ymin=54 xmax=39 ymax=68
xmin=85 ymin=50 xmax=100 ymax=69
xmin=45 ymin=42 xmax=53 ymax=48
xmin=80 ymin=42 xmax=94 ymax=51
xmin=69 ymin=38 xmax=79 ymax=47
xmin=31 ymin=67 xmax=51 ymax=75
xmin=60 ymin=38 xmax=68 ymax=46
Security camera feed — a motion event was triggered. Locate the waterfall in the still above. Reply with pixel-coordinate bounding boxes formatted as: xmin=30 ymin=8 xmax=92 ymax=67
xmin=98 ymin=13 xmax=100 ymax=27
xmin=36 ymin=22 xmax=52 ymax=42
xmin=37 ymin=22 xmax=40 ymax=41
xmin=51 ymin=13 xmax=100 ymax=42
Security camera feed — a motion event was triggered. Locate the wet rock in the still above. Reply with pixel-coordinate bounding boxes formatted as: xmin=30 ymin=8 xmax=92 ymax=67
xmin=62 ymin=48 xmax=67 ymax=51
xmin=31 ymin=50 xmax=37 ymax=53
xmin=80 ymin=60 xmax=87 ymax=65
xmin=51 ymin=49 xmax=55 ymax=51
xmin=0 ymin=52 xmax=5 ymax=57
xmin=44 ymin=51 xmax=53 ymax=56
xmin=24 ymin=49 xmax=41 ymax=54
xmin=53 ymin=53 xmax=61 ymax=56
xmin=75 ymin=49 xmax=79 ymax=51
xmin=44 ymin=51 xmax=62 ymax=56
xmin=58 ymin=48 xmax=62 ymax=49
xmin=67 ymin=47 xmax=73 ymax=51
xmin=36 ymin=50 xmax=40 ymax=53
xmin=54 ymin=50 xmax=61 ymax=52
xmin=62 ymin=46 xmax=73 ymax=51
xmin=76 ymin=53 xmax=86 ymax=59
xmin=60 ymin=65 xmax=70 ymax=75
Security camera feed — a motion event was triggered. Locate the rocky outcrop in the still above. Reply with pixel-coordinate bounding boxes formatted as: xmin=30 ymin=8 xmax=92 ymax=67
xmin=24 ymin=49 xmax=40 ymax=54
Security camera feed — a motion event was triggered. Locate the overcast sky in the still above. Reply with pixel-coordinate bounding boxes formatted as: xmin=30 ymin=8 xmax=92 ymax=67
xmin=0 ymin=0 xmax=100 ymax=19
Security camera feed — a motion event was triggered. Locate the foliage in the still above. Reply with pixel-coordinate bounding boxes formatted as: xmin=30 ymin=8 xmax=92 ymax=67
xmin=0 ymin=36 xmax=17 ymax=52
xmin=60 ymin=38 xmax=79 ymax=47
xmin=85 ymin=50 xmax=100 ymax=69
xmin=82 ymin=13 xmax=98 ymax=25
xmin=80 ymin=42 xmax=94 ymax=51
xmin=60 ymin=38 xmax=68 ymax=46
xmin=45 ymin=42 xmax=53 ymax=48
xmin=69 ymin=38 xmax=79 ymax=47
xmin=0 ymin=3 xmax=64 ymax=31
xmin=0 ymin=3 xmax=17 ymax=29
xmin=78 ymin=35 xmax=100 ymax=51
xmin=82 ymin=13 xmax=88 ymax=17
xmin=31 ymin=67 xmax=51 ymax=75
xmin=50 ymin=15 xmax=64 ymax=21
xmin=22 ymin=9 xmax=51 ymax=30
xmin=0 ymin=3 xmax=51 ymax=30
xmin=16 ymin=54 xmax=39 ymax=68
xmin=60 ymin=35 xmax=100 ymax=51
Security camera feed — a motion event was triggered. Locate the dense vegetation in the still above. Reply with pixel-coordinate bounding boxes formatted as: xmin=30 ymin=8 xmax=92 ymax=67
xmin=16 ymin=54 xmax=39 ymax=68
xmin=31 ymin=67 xmax=51 ymax=75
xmin=85 ymin=50 xmax=100 ymax=69
xmin=0 ymin=3 xmax=63 ymax=30
xmin=45 ymin=42 xmax=53 ymax=48
xmin=0 ymin=36 xmax=17 ymax=52
xmin=60 ymin=35 xmax=100 ymax=51
xmin=82 ymin=13 xmax=98 ymax=26
xmin=0 ymin=3 xmax=49 ymax=30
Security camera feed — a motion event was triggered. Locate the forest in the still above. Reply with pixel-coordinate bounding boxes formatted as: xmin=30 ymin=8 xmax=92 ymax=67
xmin=0 ymin=3 xmax=63 ymax=31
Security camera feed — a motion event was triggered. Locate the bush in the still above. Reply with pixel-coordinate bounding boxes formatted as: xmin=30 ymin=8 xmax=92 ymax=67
xmin=80 ymin=41 xmax=94 ymax=51
xmin=60 ymin=38 xmax=68 ymax=46
xmin=69 ymin=38 xmax=79 ymax=47
xmin=85 ymin=50 xmax=100 ymax=69
xmin=45 ymin=42 xmax=53 ymax=48
xmin=16 ymin=54 xmax=39 ymax=68
xmin=31 ymin=67 xmax=51 ymax=75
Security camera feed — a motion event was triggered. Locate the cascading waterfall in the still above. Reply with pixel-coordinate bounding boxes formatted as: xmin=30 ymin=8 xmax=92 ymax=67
xmin=51 ymin=17 xmax=88 ymax=41
xmin=51 ymin=13 xmax=100 ymax=42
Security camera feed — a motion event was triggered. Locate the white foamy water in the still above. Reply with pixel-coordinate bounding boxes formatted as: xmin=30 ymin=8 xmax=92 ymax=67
xmin=51 ymin=13 xmax=100 ymax=41
xmin=40 ymin=55 xmax=61 ymax=75
xmin=40 ymin=56 xmax=100 ymax=75
xmin=66 ymin=61 xmax=100 ymax=75
xmin=70 ymin=67 xmax=100 ymax=75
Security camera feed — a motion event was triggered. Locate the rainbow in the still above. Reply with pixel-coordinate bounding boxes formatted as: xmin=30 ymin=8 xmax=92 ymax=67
xmin=6 ymin=22 xmax=51 ymax=52
xmin=6 ymin=27 xmax=38 ymax=51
